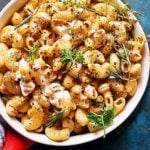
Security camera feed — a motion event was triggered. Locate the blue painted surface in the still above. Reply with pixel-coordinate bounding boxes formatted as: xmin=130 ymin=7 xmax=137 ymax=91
xmin=0 ymin=0 xmax=150 ymax=150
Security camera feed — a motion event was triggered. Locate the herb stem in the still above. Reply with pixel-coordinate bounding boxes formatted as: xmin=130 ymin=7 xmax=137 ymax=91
xmin=46 ymin=110 xmax=64 ymax=128
xmin=15 ymin=6 xmax=40 ymax=30
xmin=114 ymin=44 xmax=131 ymax=64
xmin=88 ymin=106 xmax=114 ymax=138
xmin=108 ymin=71 xmax=129 ymax=81
xmin=122 ymin=44 xmax=130 ymax=64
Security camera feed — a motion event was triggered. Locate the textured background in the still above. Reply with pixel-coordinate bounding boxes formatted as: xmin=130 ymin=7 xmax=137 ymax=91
xmin=0 ymin=0 xmax=150 ymax=150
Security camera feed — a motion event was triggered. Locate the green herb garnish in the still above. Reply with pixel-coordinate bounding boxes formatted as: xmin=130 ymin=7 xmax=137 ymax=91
xmin=61 ymin=49 xmax=84 ymax=72
xmin=62 ymin=0 xmax=98 ymax=14
xmin=26 ymin=44 xmax=39 ymax=62
xmin=104 ymin=0 xmax=143 ymax=23
xmin=108 ymin=64 xmax=139 ymax=81
xmin=61 ymin=49 xmax=74 ymax=63
xmin=88 ymin=106 xmax=114 ymax=138
xmin=121 ymin=1 xmax=144 ymax=17
xmin=62 ymin=0 xmax=86 ymax=7
xmin=61 ymin=49 xmax=84 ymax=64
xmin=107 ymin=63 xmax=129 ymax=81
xmin=46 ymin=110 xmax=64 ymax=128
xmin=15 ymin=6 xmax=40 ymax=30
xmin=75 ymin=51 xmax=85 ymax=64
xmin=81 ymin=6 xmax=99 ymax=15
xmin=90 ymin=100 xmax=104 ymax=107
xmin=1 ymin=97 xmax=11 ymax=102
xmin=114 ymin=44 xmax=131 ymax=64
xmin=62 ymin=0 xmax=72 ymax=5
xmin=105 ymin=0 xmax=143 ymax=16
xmin=108 ymin=71 xmax=129 ymax=81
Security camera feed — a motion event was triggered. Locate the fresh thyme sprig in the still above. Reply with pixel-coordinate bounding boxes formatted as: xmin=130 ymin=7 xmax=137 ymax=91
xmin=114 ymin=44 xmax=131 ymax=64
xmin=108 ymin=62 xmax=130 ymax=81
xmin=26 ymin=44 xmax=39 ymax=62
xmin=80 ymin=6 xmax=99 ymax=15
xmin=104 ymin=0 xmax=143 ymax=23
xmin=106 ymin=0 xmax=143 ymax=17
xmin=121 ymin=1 xmax=144 ymax=17
xmin=15 ymin=6 xmax=40 ymax=30
xmin=62 ymin=0 xmax=85 ymax=7
xmin=108 ymin=71 xmax=129 ymax=81
xmin=108 ymin=64 xmax=140 ymax=81
xmin=46 ymin=110 xmax=64 ymax=128
xmin=118 ymin=3 xmax=143 ymax=23
xmin=62 ymin=0 xmax=73 ymax=5
xmin=88 ymin=106 xmax=114 ymax=138
xmin=122 ymin=44 xmax=130 ymax=63
xmin=62 ymin=0 xmax=99 ymax=15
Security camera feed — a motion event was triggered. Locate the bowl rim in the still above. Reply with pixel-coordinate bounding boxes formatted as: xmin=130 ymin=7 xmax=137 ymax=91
xmin=0 ymin=0 xmax=149 ymax=146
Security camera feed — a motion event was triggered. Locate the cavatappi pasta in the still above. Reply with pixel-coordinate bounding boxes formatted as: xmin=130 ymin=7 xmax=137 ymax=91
xmin=0 ymin=0 xmax=145 ymax=141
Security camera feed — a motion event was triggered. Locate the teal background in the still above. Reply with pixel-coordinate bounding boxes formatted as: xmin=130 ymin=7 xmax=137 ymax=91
xmin=0 ymin=0 xmax=150 ymax=150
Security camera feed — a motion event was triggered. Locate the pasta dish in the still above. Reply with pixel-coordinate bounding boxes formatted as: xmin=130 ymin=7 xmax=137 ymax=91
xmin=0 ymin=0 xmax=145 ymax=141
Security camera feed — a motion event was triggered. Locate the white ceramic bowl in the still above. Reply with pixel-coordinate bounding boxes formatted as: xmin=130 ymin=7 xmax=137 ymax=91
xmin=0 ymin=0 xmax=149 ymax=146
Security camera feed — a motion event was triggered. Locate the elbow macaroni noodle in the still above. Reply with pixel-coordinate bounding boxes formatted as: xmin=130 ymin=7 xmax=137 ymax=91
xmin=0 ymin=0 xmax=145 ymax=141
